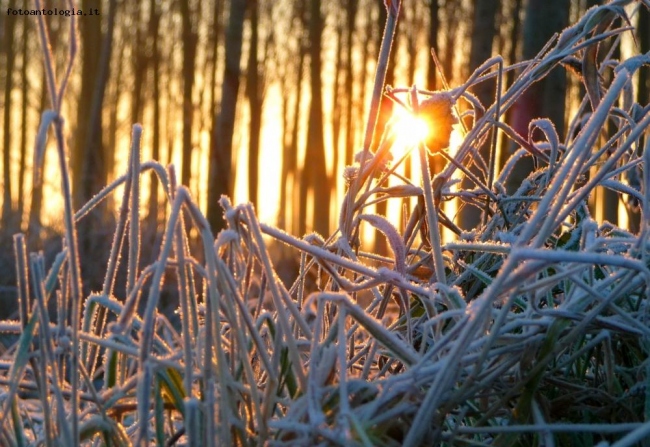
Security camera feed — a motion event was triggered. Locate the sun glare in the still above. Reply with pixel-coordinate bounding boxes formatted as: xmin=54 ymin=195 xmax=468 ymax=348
xmin=391 ymin=107 xmax=430 ymax=158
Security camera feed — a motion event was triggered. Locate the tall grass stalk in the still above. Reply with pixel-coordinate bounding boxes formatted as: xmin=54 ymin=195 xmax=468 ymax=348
xmin=33 ymin=0 xmax=82 ymax=443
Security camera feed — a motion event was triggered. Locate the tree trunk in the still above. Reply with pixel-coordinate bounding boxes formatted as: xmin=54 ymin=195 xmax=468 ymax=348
xmin=304 ymin=0 xmax=330 ymax=236
xmin=508 ymin=0 xmax=569 ymax=195
xmin=460 ymin=0 xmax=500 ymax=230
xmin=208 ymin=0 xmax=247 ymax=232
xmin=2 ymin=0 xmax=16 ymax=229
xmin=343 ymin=0 xmax=358 ymax=167
xmin=353 ymin=0 xmax=374 ymax=166
xmin=405 ymin=1 xmax=419 ymax=85
xmin=106 ymin=40 xmax=124 ymax=196
xmin=331 ymin=18 xmax=344 ymax=202
xmin=513 ymin=0 xmax=569 ymax=139
xmin=499 ymin=0 xmax=522 ymax=177
xmin=288 ymin=4 xmax=306 ymax=234
xmin=209 ymin=0 xmax=223 ymax=117
xmin=76 ymin=0 xmax=116 ymax=288
xmin=17 ymin=7 xmax=29 ymax=228
xmin=442 ymin=0 xmax=458 ymax=84
xmin=427 ymin=0 xmax=439 ymax=91
xmin=247 ymin=0 xmax=261 ymax=208
xmin=204 ymin=0 xmax=222 ymax=227
xmin=180 ymin=0 xmax=199 ymax=188
xmin=278 ymin=69 xmax=292 ymax=230
xmin=469 ymin=0 xmax=499 ymax=107
xmin=148 ymin=0 xmax=161 ymax=230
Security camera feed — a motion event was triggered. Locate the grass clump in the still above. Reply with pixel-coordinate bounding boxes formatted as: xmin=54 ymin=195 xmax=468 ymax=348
xmin=2 ymin=1 xmax=650 ymax=446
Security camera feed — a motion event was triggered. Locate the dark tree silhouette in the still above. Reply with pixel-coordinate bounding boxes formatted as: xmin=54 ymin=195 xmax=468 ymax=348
xmin=302 ymin=0 xmax=329 ymax=236
xmin=343 ymin=0 xmax=359 ymax=167
xmin=180 ymin=0 xmax=199 ymax=188
xmin=208 ymin=0 xmax=247 ymax=232
xmin=2 ymin=0 xmax=16 ymax=229
xmin=508 ymin=0 xmax=569 ymax=195
xmin=513 ymin=0 xmax=569 ymax=139
xmin=461 ymin=0 xmax=500 ymax=229
xmin=427 ymin=0 xmax=440 ymax=91
xmin=73 ymin=0 xmax=117 ymax=286
xmin=17 ymin=8 xmax=29 ymax=228
xmin=148 ymin=0 xmax=162 ymax=230
xmin=331 ymin=10 xmax=344 ymax=203
xmin=246 ymin=0 xmax=262 ymax=208
xmin=280 ymin=0 xmax=306 ymax=234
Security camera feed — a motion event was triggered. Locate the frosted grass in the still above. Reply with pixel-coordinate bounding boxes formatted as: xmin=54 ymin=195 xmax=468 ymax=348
xmin=1 ymin=0 xmax=650 ymax=445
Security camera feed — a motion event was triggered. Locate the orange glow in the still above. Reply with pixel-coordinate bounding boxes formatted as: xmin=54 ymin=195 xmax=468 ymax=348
xmin=390 ymin=107 xmax=430 ymax=158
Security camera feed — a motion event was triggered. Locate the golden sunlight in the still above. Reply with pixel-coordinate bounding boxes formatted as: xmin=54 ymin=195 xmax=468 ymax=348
xmin=390 ymin=107 xmax=431 ymax=158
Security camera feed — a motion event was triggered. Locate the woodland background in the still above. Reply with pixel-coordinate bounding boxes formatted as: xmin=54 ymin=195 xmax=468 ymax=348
xmin=0 ymin=0 xmax=649 ymax=312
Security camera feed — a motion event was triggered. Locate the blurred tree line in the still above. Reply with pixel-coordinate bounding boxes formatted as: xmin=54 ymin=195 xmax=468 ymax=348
xmin=1 ymin=0 xmax=649 ymax=261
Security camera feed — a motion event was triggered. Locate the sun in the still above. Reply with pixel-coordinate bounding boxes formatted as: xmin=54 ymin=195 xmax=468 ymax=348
xmin=390 ymin=107 xmax=431 ymax=158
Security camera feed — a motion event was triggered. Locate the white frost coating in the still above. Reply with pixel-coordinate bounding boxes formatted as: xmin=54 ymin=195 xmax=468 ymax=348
xmin=214 ymin=229 xmax=239 ymax=249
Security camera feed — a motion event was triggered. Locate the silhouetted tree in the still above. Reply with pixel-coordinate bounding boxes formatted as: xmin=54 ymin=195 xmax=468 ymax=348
xmin=469 ymin=0 xmax=499 ymax=106
xmin=180 ymin=0 xmax=199 ymax=188
xmin=15 ymin=8 xmax=29 ymax=228
xmin=208 ymin=0 xmax=247 ymax=232
xmin=513 ymin=0 xmax=569 ymax=139
xmin=331 ymin=8 xmax=344 ymax=202
xmin=442 ymin=0 xmax=459 ymax=84
xmin=130 ymin=2 xmax=147 ymax=126
xmin=147 ymin=0 xmax=162 ymax=230
xmin=427 ymin=0 xmax=440 ymax=91
xmin=302 ymin=0 xmax=329 ymax=236
xmin=461 ymin=0 xmax=500 ymax=229
xmin=343 ymin=0 xmax=359 ymax=167
xmin=246 ymin=0 xmax=261 ymax=207
xmin=280 ymin=1 xmax=306 ymax=234
xmin=508 ymin=0 xmax=569 ymax=195
xmin=2 ymin=0 xmax=16 ymax=229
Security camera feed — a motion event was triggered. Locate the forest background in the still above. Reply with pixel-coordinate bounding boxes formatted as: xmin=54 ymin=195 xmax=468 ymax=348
xmin=0 ymin=0 xmax=649 ymax=312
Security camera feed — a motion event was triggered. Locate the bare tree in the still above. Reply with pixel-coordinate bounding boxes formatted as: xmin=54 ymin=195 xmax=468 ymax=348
xmin=280 ymin=1 xmax=306 ymax=234
xmin=469 ymin=0 xmax=499 ymax=106
xmin=442 ymin=0 xmax=459 ymax=84
xmin=507 ymin=0 xmax=569 ymax=196
xmin=302 ymin=0 xmax=329 ymax=236
xmin=208 ymin=0 xmax=247 ymax=232
xmin=130 ymin=2 xmax=147 ymax=126
xmin=147 ymin=0 xmax=162 ymax=229
xmin=246 ymin=0 xmax=261 ymax=207
xmin=57 ymin=0 xmax=115 ymax=290
xmin=330 ymin=11 xmax=344 ymax=200
xmin=427 ymin=0 xmax=440 ymax=91
xmin=16 ymin=8 xmax=30 ymax=228
xmin=513 ymin=0 xmax=569 ymax=139
xmin=343 ymin=0 xmax=359 ymax=167
xmin=461 ymin=0 xmax=500 ymax=229
xmin=404 ymin=1 xmax=421 ymax=85
xmin=2 ymin=0 xmax=17 ymax=229
xmin=180 ymin=0 xmax=199 ymax=188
